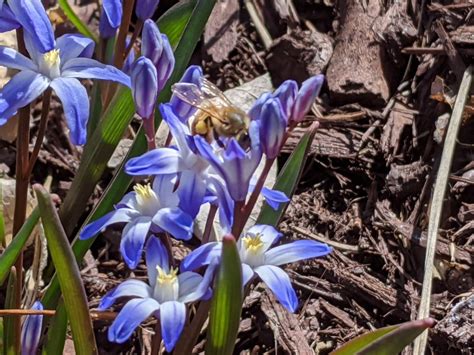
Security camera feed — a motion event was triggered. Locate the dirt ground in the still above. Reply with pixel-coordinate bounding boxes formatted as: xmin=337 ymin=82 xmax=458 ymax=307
xmin=1 ymin=0 xmax=473 ymax=354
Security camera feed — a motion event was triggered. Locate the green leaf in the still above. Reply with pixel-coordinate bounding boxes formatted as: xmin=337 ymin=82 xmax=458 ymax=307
xmin=34 ymin=185 xmax=97 ymax=355
xmin=206 ymin=235 xmax=243 ymax=355
xmin=0 ymin=208 xmax=39 ymax=285
xmin=257 ymin=124 xmax=318 ymax=226
xmin=57 ymin=0 xmax=98 ymax=42
xmin=42 ymin=0 xmax=217 ymax=312
xmin=42 ymin=301 xmax=68 ymax=355
xmin=3 ymin=267 xmax=17 ymax=355
xmin=59 ymin=0 xmax=217 ymax=238
xmin=330 ymin=318 xmax=436 ymax=355
xmin=0 ymin=185 xmax=5 ymax=248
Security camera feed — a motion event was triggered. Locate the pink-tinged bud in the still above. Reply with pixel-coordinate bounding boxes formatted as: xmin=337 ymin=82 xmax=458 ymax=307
xmin=273 ymin=80 xmax=298 ymax=120
xmin=21 ymin=301 xmax=43 ymax=355
xmin=135 ymin=0 xmax=160 ymax=21
xmin=290 ymin=74 xmax=324 ymax=123
xmin=141 ymin=19 xmax=175 ymax=91
xmin=259 ymin=98 xmax=286 ymax=159
xmin=131 ymin=56 xmax=158 ymax=118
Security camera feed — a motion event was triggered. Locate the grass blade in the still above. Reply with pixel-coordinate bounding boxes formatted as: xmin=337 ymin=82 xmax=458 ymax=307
xmin=412 ymin=65 xmax=473 ymax=355
xmin=0 ymin=208 xmax=39 ymax=285
xmin=34 ymin=185 xmax=97 ymax=355
xmin=57 ymin=0 xmax=98 ymax=42
xmin=42 ymin=301 xmax=68 ymax=355
xmin=257 ymin=123 xmax=318 ymax=226
xmin=3 ymin=267 xmax=17 ymax=355
xmin=331 ymin=318 xmax=435 ymax=355
xmin=206 ymin=235 xmax=243 ymax=355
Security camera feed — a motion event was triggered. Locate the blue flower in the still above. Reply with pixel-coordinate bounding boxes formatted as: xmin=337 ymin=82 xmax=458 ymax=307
xmin=21 ymin=301 xmax=43 ymax=355
xmin=131 ymin=56 xmax=158 ymax=118
xmin=135 ymin=0 xmax=160 ymax=21
xmin=99 ymin=0 xmax=123 ymax=39
xmin=141 ymin=19 xmax=175 ymax=91
xmin=80 ymin=175 xmax=193 ymax=269
xmin=0 ymin=31 xmax=130 ymax=144
xmin=0 ymin=0 xmax=55 ymax=53
xmin=181 ymin=225 xmax=332 ymax=312
xmin=99 ymin=237 xmax=213 ymax=352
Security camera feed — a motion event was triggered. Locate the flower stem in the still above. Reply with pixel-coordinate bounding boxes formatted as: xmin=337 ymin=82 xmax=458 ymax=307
xmin=231 ymin=200 xmax=246 ymax=238
xmin=27 ymin=88 xmax=52 ymax=176
xmin=202 ymin=204 xmax=217 ymax=244
xmin=113 ymin=0 xmax=135 ymax=69
xmin=233 ymin=158 xmax=275 ymax=237
xmin=10 ymin=28 xmax=32 ymax=354
xmin=144 ymin=115 xmax=156 ymax=150
xmin=123 ymin=19 xmax=143 ymax=61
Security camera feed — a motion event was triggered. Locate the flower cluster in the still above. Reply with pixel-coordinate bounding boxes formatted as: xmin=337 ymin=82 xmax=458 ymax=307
xmin=81 ymin=63 xmax=330 ymax=350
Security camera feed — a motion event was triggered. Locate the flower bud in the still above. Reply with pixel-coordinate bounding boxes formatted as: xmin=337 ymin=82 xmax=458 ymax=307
xmin=21 ymin=301 xmax=43 ymax=355
xmin=141 ymin=19 xmax=175 ymax=91
xmin=290 ymin=74 xmax=324 ymax=123
xmin=135 ymin=0 xmax=160 ymax=21
xmin=131 ymin=56 xmax=158 ymax=118
xmin=259 ymin=98 xmax=286 ymax=159
xmin=273 ymin=80 xmax=298 ymax=119
xmin=99 ymin=0 xmax=122 ymax=39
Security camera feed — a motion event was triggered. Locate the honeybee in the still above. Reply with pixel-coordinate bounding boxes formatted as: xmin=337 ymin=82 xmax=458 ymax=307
xmin=171 ymin=79 xmax=250 ymax=144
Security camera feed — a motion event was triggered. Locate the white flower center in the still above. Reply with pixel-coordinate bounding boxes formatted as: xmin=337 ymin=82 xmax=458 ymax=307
xmin=153 ymin=266 xmax=179 ymax=302
xmin=39 ymin=49 xmax=61 ymax=79
xmin=240 ymin=233 xmax=265 ymax=267
xmin=133 ymin=183 xmax=161 ymax=216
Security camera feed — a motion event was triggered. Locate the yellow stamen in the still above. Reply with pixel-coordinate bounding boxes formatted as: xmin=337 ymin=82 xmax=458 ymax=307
xmin=43 ymin=49 xmax=60 ymax=67
xmin=156 ymin=266 xmax=178 ymax=284
xmin=242 ymin=234 xmax=264 ymax=252
xmin=133 ymin=183 xmax=154 ymax=198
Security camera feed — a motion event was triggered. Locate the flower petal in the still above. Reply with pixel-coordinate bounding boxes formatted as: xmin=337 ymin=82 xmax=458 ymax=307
xmin=178 ymin=259 xmax=217 ymax=303
xmin=152 ymin=207 xmax=193 ymax=241
xmin=61 ymin=58 xmax=131 ymax=87
xmin=180 ymin=242 xmax=221 ymax=272
xmin=0 ymin=6 xmax=20 ymax=33
xmin=169 ymin=65 xmax=203 ymax=122
xmin=242 ymin=263 xmax=255 ymax=286
xmin=125 ymin=147 xmax=183 ymax=176
xmin=50 ymin=77 xmax=89 ymax=145
xmin=99 ymin=279 xmax=152 ymax=310
xmin=160 ymin=301 xmax=186 ymax=352
xmin=265 ymin=240 xmax=332 ymax=266
xmin=177 ymin=170 xmax=207 ymax=218
xmin=7 ymin=0 xmax=55 ymax=53
xmin=273 ymin=80 xmax=298 ymax=119
xmin=177 ymin=271 xmax=204 ymax=302
xmin=291 ymin=75 xmax=324 ymax=123
xmin=152 ymin=174 xmax=180 ymax=208
xmin=254 ymin=265 xmax=298 ymax=312
xmin=120 ymin=216 xmax=152 ymax=269
xmin=108 ymin=298 xmax=160 ymax=343
xmin=79 ymin=208 xmax=136 ymax=240
xmin=56 ymin=34 xmax=95 ymax=63
xmin=0 ymin=70 xmax=49 ymax=125
xmin=0 ymin=46 xmax=36 ymax=71
xmin=145 ymin=236 xmax=170 ymax=285
xmin=261 ymin=187 xmax=289 ymax=211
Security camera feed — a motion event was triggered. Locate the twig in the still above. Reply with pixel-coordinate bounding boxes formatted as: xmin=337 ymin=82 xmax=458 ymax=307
xmin=412 ymin=65 xmax=473 ymax=355
xmin=0 ymin=309 xmax=117 ymax=321
xmin=243 ymin=0 xmax=272 ymax=50
xmin=290 ymin=225 xmax=360 ymax=253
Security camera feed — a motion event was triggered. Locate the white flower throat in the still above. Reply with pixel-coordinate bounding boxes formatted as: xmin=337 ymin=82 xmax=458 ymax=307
xmin=241 ymin=233 xmax=265 ymax=267
xmin=133 ymin=184 xmax=161 ymax=216
xmin=153 ymin=266 xmax=179 ymax=302
xmin=39 ymin=49 xmax=61 ymax=79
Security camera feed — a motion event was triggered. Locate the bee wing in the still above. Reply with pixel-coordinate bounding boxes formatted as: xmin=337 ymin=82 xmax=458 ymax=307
xmin=201 ymin=78 xmax=234 ymax=107
xmin=172 ymin=82 xmax=209 ymax=108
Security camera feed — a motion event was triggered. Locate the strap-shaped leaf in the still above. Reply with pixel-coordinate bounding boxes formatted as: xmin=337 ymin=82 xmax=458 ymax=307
xmin=257 ymin=124 xmax=318 ymax=226
xmin=34 ymin=185 xmax=97 ymax=355
xmin=3 ymin=267 xmax=17 ymax=355
xmin=0 ymin=208 xmax=39 ymax=285
xmin=206 ymin=235 xmax=243 ymax=355
xmin=330 ymin=318 xmax=435 ymax=355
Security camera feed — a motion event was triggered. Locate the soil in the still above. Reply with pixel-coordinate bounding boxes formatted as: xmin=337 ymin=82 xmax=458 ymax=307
xmin=1 ymin=0 xmax=473 ymax=354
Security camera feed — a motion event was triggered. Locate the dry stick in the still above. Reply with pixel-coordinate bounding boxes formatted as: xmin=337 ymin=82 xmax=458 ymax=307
xmin=123 ymin=19 xmax=143 ymax=61
xmin=243 ymin=0 xmax=272 ymax=50
xmin=11 ymin=28 xmax=31 ymax=354
xmin=412 ymin=65 xmax=473 ymax=355
xmin=27 ymin=89 xmax=52 ymax=176
xmin=0 ymin=309 xmax=117 ymax=321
